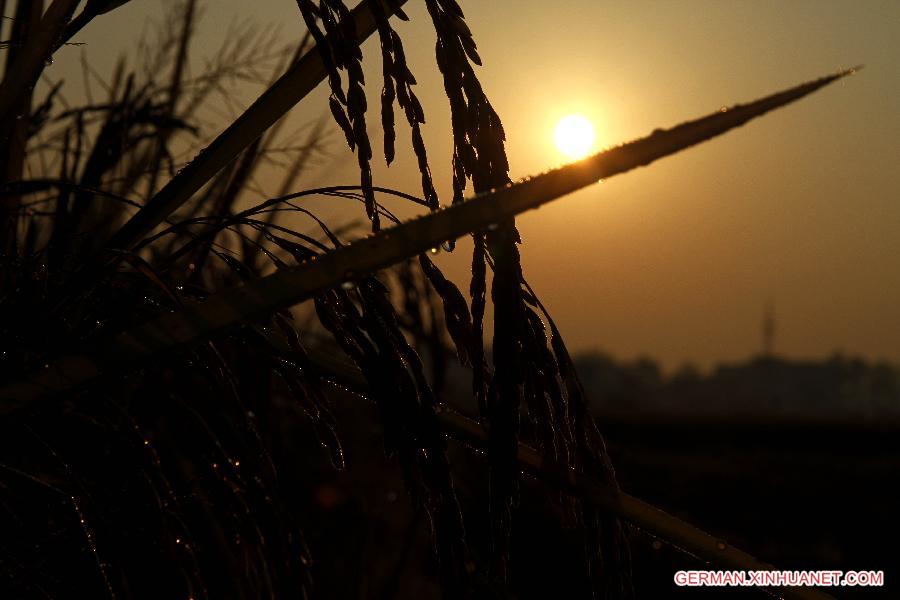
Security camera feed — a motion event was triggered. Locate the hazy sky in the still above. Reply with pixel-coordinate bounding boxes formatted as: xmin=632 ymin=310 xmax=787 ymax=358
xmin=52 ymin=0 xmax=900 ymax=369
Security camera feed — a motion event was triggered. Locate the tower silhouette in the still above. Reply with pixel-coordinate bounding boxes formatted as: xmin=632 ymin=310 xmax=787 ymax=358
xmin=762 ymin=300 xmax=776 ymax=357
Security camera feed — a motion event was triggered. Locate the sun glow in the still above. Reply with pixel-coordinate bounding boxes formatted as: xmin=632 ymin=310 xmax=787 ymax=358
xmin=553 ymin=114 xmax=596 ymax=160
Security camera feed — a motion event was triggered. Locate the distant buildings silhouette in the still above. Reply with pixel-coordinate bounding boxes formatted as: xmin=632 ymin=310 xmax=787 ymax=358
xmin=572 ymin=351 xmax=900 ymax=416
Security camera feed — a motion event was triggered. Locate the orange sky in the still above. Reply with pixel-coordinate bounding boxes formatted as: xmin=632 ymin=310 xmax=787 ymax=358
xmin=50 ymin=0 xmax=900 ymax=370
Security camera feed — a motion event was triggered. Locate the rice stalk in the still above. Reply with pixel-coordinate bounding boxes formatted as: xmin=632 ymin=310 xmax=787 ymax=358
xmin=0 ymin=0 xmax=44 ymax=255
xmin=0 ymin=0 xmax=79 ymax=120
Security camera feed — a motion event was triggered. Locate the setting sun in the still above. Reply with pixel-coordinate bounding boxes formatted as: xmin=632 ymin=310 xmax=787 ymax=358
xmin=553 ymin=114 xmax=596 ymax=160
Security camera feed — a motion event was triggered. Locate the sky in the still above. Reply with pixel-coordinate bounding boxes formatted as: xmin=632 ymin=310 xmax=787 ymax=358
xmin=49 ymin=0 xmax=900 ymax=370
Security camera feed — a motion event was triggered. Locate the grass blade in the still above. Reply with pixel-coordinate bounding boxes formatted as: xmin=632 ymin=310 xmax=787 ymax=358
xmin=0 ymin=68 xmax=859 ymax=409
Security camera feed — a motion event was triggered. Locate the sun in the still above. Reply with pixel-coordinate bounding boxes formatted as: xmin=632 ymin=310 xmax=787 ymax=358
xmin=554 ymin=114 xmax=596 ymax=160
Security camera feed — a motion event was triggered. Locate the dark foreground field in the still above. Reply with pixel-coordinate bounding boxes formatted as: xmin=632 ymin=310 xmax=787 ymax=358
xmin=605 ymin=414 xmax=897 ymax=599
xmin=291 ymin=380 xmax=897 ymax=599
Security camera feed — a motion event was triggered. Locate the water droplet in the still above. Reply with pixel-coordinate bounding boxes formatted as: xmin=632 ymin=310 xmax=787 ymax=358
xmin=486 ymin=223 xmax=499 ymax=231
xmin=429 ymin=247 xmax=440 ymax=255
xmin=716 ymin=541 xmax=727 ymax=551
xmin=719 ymin=106 xmax=728 ymax=113
xmin=340 ymin=280 xmax=355 ymax=290
xmin=45 ymin=55 xmax=54 ymax=66
xmin=441 ymin=239 xmax=456 ymax=252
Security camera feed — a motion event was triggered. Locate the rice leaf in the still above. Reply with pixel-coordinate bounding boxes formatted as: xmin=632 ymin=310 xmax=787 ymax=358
xmin=0 ymin=68 xmax=859 ymax=409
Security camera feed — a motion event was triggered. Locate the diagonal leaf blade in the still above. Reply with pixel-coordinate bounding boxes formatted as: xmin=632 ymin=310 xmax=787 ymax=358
xmin=0 ymin=68 xmax=860 ymax=409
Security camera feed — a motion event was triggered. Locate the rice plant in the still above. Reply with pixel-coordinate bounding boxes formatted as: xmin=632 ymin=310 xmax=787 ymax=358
xmin=0 ymin=1 xmax=855 ymax=598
